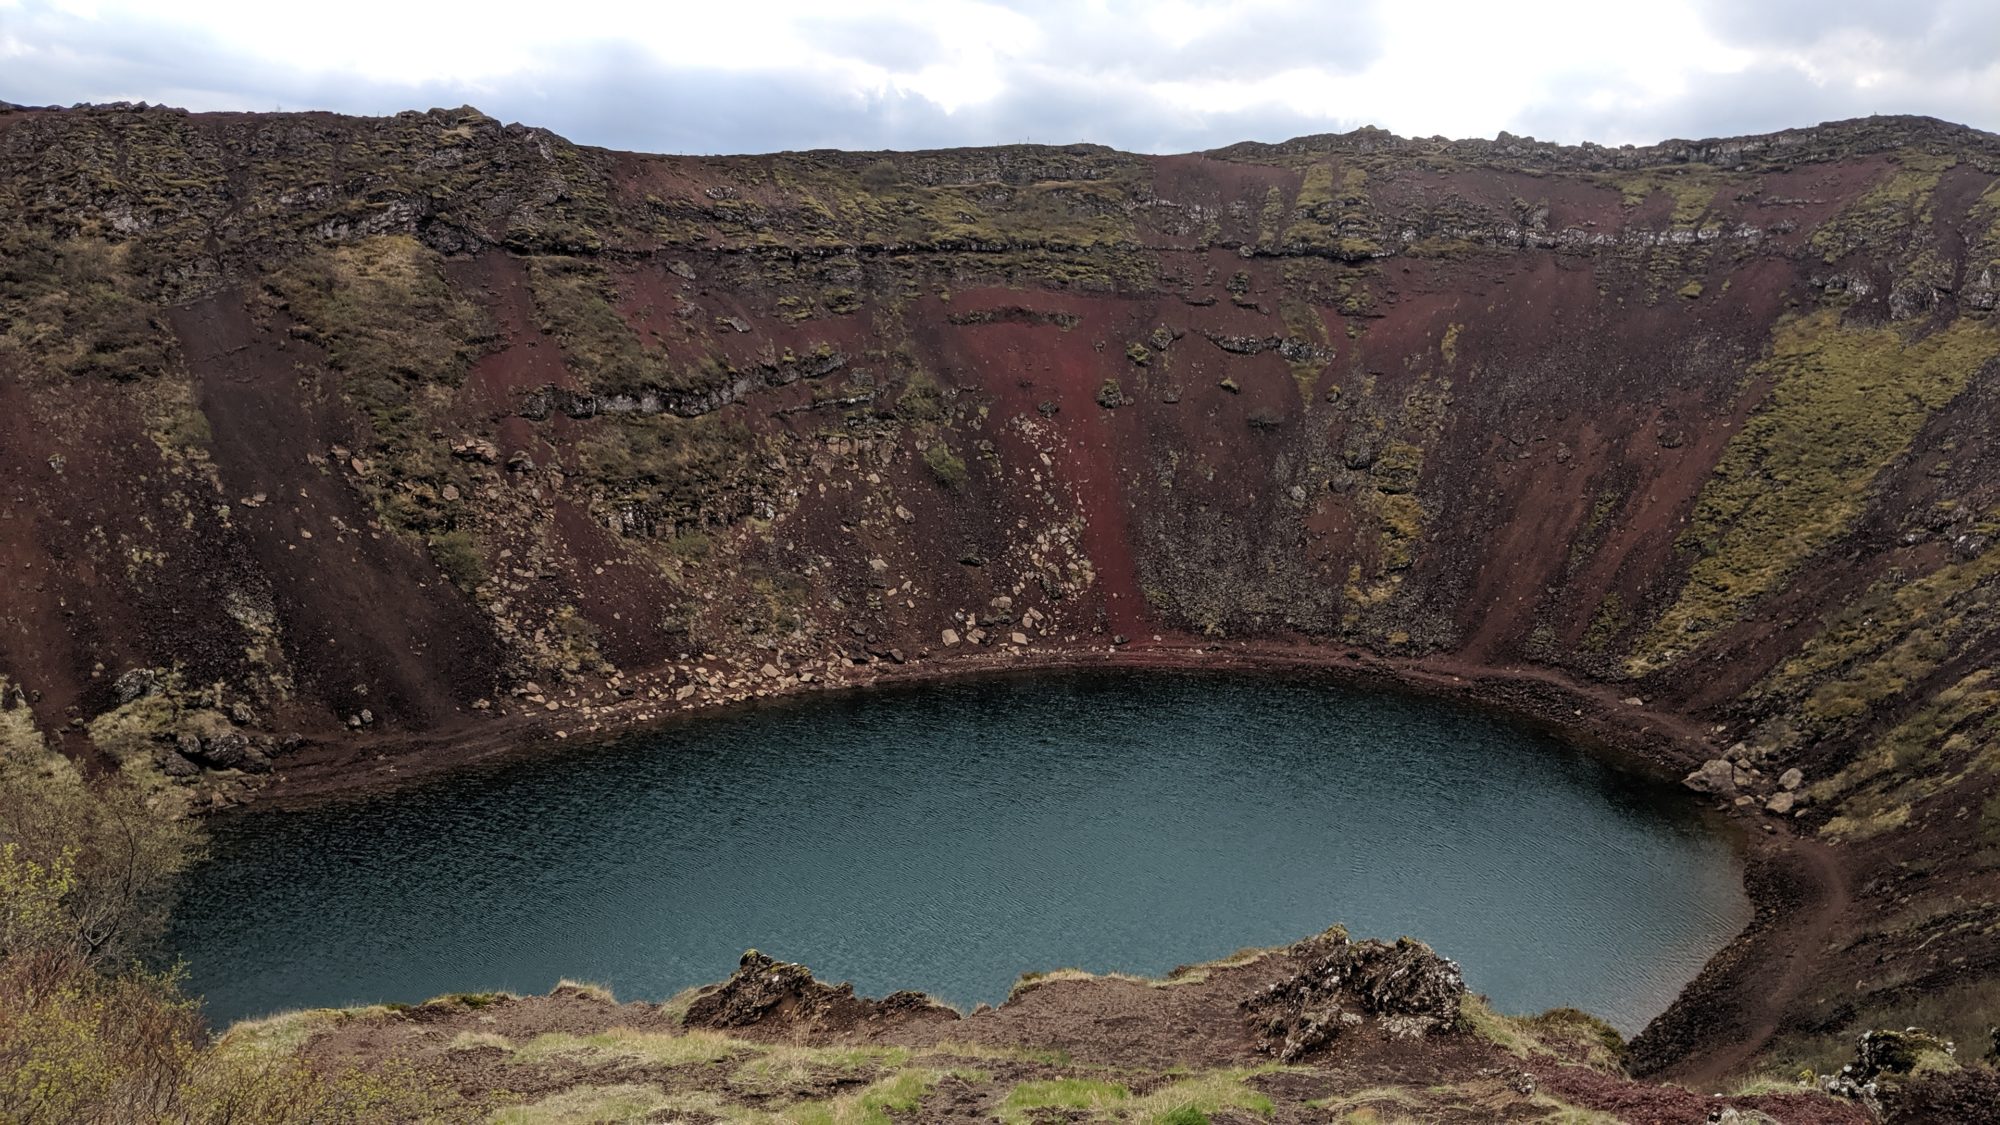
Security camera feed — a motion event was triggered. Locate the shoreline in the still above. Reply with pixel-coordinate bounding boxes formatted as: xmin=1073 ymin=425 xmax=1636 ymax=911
xmin=247 ymin=637 xmax=1726 ymax=807
xmin=206 ymin=638 xmax=1845 ymax=1087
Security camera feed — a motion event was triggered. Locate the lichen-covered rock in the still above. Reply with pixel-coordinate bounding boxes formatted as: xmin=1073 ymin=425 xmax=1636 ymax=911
xmin=1820 ymin=1026 xmax=1958 ymax=1109
xmin=1242 ymin=927 xmax=1465 ymax=1060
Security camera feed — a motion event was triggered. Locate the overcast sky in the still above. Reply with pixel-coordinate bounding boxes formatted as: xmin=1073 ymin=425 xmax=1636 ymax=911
xmin=2 ymin=0 xmax=1994 ymax=155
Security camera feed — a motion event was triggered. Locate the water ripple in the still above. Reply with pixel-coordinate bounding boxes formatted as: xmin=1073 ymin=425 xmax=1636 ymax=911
xmin=169 ymin=670 xmax=1748 ymax=1035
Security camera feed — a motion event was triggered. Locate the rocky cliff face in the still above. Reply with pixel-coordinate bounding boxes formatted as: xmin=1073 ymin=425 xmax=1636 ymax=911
xmin=3 ymin=102 xmax=1999 ymax=1078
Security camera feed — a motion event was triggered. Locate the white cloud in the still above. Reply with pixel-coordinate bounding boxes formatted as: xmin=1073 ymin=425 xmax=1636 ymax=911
xmin=0 ymin=0 xmax=1991 ymax=152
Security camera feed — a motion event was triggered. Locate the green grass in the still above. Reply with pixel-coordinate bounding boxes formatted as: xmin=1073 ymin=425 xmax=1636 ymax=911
xmin=1809 ymin=154 xmax=1952 ymax=263
xmin=553 ymin=978 xmax=616 ymax=1002
xmin=511 ymin=1027 xmax=743 ymax=1069
xmin=1813 ymin=669 xmax=2000 ymax=839
xmin=729 ymin=1045 xmax=912 ymax=1097
xmin=1000 ymin=1078 xmax=1130 ymax=1123
xmin=1310 ymin=1086 xmax=1421 ymax=1118
xmin=523 ymin=255 xmax=670 ymax=393
xmin=1603 ymin=168 xmax=1722 ymax=225
xmin=427 ymin=530 xmax=486 ymax=592
xmin=1123 ymin=1070 xmax=1273 ymax=1124
xmin=1632 ymin=310 xmax=1998 ymax=673
xmin=1456 ymin=995 xmax=1532 ymax=1056
xmin=213 ymin=1008 xmax=349 ymax=1060
xmin=488 ymin=1083 xmax=673 ymax=1124
xmin=782 ymin=1069 xmax=941 ymax=1125
xmin=1764 ymin=527 xmax=2000 ymax=724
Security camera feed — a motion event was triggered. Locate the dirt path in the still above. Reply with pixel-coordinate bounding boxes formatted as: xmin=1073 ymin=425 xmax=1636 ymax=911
xmin=1668 ymin=838 xmax=1853 ymax=1088
xmin=248 ymin=636 xmax=1728 ymax=806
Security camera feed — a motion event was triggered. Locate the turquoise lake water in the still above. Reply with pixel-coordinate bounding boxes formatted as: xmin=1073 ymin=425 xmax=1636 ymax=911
xmin=168 ymin=670 xmax=1748 ymax=1034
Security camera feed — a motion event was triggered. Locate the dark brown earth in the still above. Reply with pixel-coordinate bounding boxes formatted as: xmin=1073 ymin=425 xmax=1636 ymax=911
xmin=278 ymin=936 xmax=1882 ymax=1125
xmin=4 ymin=102 xmax=2000 ymax=1110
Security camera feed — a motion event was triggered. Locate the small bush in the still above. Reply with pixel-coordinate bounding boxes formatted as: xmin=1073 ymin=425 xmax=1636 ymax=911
xmin=426 ymin=529 xmax=485 ymax=591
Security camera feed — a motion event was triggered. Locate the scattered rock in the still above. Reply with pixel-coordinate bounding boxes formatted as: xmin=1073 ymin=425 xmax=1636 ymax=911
xmin=112 ymin=668 xmax=161 ymax=705
xmin=179 ymin=732 xmax=273 ymax=773
xmin=1764 ymin=791 xmax=1797 ymax=816
xmin=1707 ymin=1109 xmax=1781 ymax=1124
xmin=1683 ymin=758 xmax=1742 ymax=796
xmin=1780 ymin=767 xmax=1804 ymax=790
xmin=941 ymin=629 xmax=961 ymax=646
xmin=454 ymin=434 xmax=500 ymax=460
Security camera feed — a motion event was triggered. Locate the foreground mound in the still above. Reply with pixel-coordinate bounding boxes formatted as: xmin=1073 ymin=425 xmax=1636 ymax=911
xmin=247 ymin=932 xmax=1913 ymax=1124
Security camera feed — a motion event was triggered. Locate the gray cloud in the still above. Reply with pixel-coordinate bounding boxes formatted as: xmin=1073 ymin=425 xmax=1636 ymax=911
xmin=996 ymin=0 xmax=1386 ymax=82
xmin=793 ymin=14 xmax=949 ymax=75
xmin=1692 ymin=0 xmax=1999 ymax=58
xmin=505 ymin=41 xmax=1368 ymax=155
xmin=1 ymin=0 xmax=1994 ymax=155
xmin=1517 ymin=0 xmax=2000 ymax=146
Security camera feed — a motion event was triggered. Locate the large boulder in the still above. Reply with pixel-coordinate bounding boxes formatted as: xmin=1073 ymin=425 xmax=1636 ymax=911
xmin=176 ymin=731 xmax=274 ymax=773
xmin=1683 ymin=758 xmax=1741 ymax=796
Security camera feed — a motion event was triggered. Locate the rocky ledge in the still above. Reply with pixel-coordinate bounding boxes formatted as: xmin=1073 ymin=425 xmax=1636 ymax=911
xmin=236 ymin=925 xmax=1998 ymax=1123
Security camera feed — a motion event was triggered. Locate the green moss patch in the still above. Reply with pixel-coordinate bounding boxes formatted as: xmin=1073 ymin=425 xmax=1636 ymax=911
xmin=1631 ymin=311 xmax=1998 ymax=673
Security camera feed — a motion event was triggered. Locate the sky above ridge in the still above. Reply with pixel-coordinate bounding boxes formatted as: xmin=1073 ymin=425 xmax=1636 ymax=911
xmin=2 ymin=0 xmax=1995 ymax=154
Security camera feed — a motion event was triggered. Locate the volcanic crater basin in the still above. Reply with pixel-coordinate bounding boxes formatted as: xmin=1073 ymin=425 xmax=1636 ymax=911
xmin=168 ymin=670 xmax=1748 ymax=1034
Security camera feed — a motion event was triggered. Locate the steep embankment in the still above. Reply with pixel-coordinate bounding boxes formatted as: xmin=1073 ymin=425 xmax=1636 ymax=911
xmin=3 ymin=103 xmax=2000 ymax=1085
xmin=240 ymin=934 xmax=1886 ymax=1125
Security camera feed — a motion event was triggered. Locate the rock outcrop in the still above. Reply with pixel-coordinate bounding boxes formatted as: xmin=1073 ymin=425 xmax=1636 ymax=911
xmin=682 ymin=950 xmax=958 ymax=1035
xmin=1242 ymin=927 xmax=1465 ymax=1060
